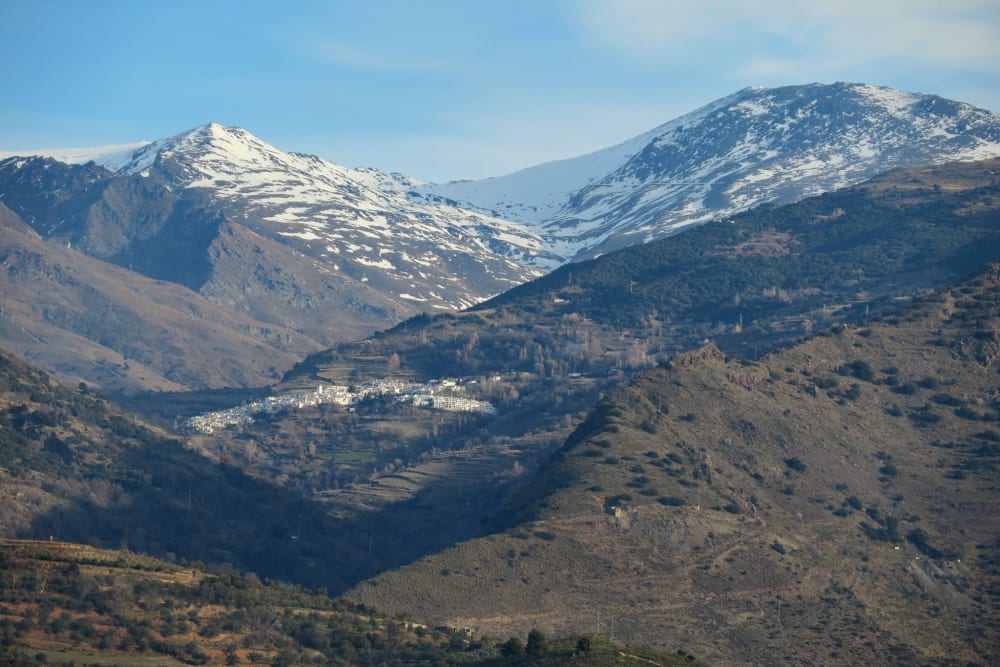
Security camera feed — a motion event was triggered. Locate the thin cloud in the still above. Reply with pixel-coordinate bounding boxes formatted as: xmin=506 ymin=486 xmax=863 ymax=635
xmin=575 ymin=0 xmax=1000 ymax=70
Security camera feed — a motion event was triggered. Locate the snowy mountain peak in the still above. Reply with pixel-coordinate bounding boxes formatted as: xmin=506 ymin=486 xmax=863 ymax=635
xmin=424 ymin=82 xmax=1000 ymax=261
xmin=2 ymin=82 xmax=997 ymax=283
xmin=109 ymin=122 xmax=547 ymax=308
xmin=102 ymin=122 xmax=288 ymax=176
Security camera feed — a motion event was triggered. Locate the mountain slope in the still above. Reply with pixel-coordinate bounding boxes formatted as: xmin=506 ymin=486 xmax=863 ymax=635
xmin=0 ymin=123 xmax=546 ymax=307
xmin=0 ymin=341 xmax=710 ymax=665
xmin=0 ymin=126 xmax=549 ymax=390
xmin=150 ymin=160 xmax=1000 ymax=606
xmin=0 ymin=539 xmax=709 ymax=667
xmin=425 ymin=82 xmax=1000 ymax=261
xmin=0 ymin=201 xmax=321 ymax=394
xmin=350 ymin=264 xmax=1000 ymax=667
xmin=2 ymin=85 xmax=998 ymax=392
xmin=0 ymin=346 xmax=376 ymax=591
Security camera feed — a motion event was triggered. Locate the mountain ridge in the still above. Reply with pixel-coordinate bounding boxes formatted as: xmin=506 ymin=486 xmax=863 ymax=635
xmin=424 ymin=82 xmax=1000 ymax=261
xmin=2 ymin=82 xmax=1000 ymax=394
xmin=350 ymin=261 xmax=1000 ymax=667
xmin=3 ymin=159 xmax=999 ymax=665
xmin=6 ymin=83 xmax=999 ymax=272
xmin=0 ymin=201 xmax=321 ymax=393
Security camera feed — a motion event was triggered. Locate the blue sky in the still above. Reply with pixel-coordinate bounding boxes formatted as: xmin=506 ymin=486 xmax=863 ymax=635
xmin=1 ymin=0 xmax=998 ymax=181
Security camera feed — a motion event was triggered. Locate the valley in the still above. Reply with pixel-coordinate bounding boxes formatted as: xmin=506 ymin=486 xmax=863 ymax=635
xmin=1 ymin=82 xmax=999 ymax=666
xmin=83 ymin=159 xmax=998 ymax=614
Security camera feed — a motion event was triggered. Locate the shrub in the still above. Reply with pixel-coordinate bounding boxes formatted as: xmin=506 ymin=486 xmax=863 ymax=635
xmin=839 ymin=360 xmax=875 ymax=382
xmin=879 ymin=463 xmax=899 ymax=477
xmin=909 ymin=409 xmax=941 ymax=426
xmin=814 ymin=377 xmax=839 ymax=390
xmin=954 ymin=407 xmax=981 ymax=420
xmin=931 ymin=394 xmax=962 ymax=406
xmin=842 ymin=384 xmax=862 ymax=401
xmin=906 ymin=529 xmax=949 ymax=559
xmin=784 ymin=457 xmax=807 ymax=472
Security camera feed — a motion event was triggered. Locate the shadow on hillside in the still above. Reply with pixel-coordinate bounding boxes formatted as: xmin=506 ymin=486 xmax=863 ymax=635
xmin=25 ymin=436 xmax=505 ymax=594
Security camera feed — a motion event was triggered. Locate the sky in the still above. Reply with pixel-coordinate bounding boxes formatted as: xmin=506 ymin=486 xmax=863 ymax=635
xmin=1 ymin=0 xmax=998 ymax=182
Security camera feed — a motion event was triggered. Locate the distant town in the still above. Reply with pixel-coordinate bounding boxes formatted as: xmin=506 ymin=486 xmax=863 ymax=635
xmin=181 ymin=378 xmax=497 ymax=435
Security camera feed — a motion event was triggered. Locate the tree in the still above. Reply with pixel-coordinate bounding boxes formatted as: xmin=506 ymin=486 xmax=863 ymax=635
xmin=576 ymin=636 xmax=592 ymax=654
xmin=526 ymin=628 xmax=546 ymax=655
xmin=500 ymin=637 xmax=524 ymax=657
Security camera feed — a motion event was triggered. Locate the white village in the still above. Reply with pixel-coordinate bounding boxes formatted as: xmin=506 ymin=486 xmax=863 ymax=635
xmin=181 ymin=377 xmax=497 ymax=435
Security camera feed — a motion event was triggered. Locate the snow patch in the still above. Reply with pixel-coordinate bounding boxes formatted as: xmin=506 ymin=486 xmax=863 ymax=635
xmin=277 ymin=230 xmax=322 ymax=241
xmin=355 ymin=256 xmax=395 ymax=270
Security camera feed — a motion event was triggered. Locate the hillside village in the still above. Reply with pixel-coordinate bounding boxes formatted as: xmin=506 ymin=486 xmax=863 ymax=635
xmin=181 ymin=377 xmax=497 ymax=434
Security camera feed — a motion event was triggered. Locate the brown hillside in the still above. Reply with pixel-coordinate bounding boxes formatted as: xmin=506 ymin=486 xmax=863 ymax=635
xmin=0 ymin=202 xmax=322 ymax=394
xmin=351 ymin=265 xmax=1000 ymax=667
xmin=143 ymin=160 xmax=1000 ymax=599
xmin=0 ymin=539 xmax=710 ymax=667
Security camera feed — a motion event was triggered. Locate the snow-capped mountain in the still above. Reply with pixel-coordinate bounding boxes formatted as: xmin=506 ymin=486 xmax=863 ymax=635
xmin=424 ymin=82 xmax=1000 ymax=261
xmin=97 ymin=123 xmax=549 ymax=307
xmin=2 ymin=81 xmax=999 ymax=389
xmin=0 ymin=124 xmax=552 ymax=348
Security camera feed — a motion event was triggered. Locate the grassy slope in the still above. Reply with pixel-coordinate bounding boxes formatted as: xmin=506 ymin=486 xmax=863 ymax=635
xmin=351 ymin=265 xmax=1000 ymax=667
xmin=0 ymin=539 xmax=707 ymax=667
